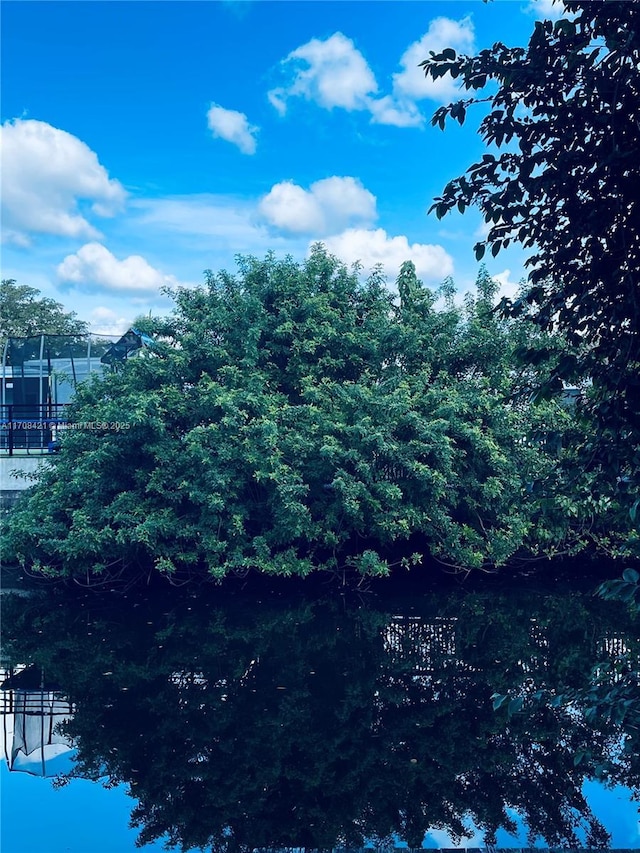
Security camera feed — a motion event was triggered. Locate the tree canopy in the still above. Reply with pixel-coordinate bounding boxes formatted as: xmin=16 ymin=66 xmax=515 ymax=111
xmin=3 ymin=247 xmax=635 ymax=582
xmin=0 ymin=279 xmax=88 ymax=340
xmin=420 ymin=0 xmax=640 ymax=563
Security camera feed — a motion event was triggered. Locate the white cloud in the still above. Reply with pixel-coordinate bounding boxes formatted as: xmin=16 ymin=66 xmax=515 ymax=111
xmin=368 ymin=95 xmax=423 ymax=128
xmin=259 ymin=176 xmax=377 ymax=235
xmin=320 ymin=228 xmax=454 ymax=281
xmin=269 ymin=32 xmax=422 ymax=128
xmin=206 ymin=103 xmax=258 ymax=155
xmin=88 ymin=306 xmax=131 ymax=336
xmin=126 ymin=195 xmax=451 ymax=294
xmin=1 ymin=119 xmax=126 ymax=245
xmin=57 ymin=243 xmax=179 ymax=295
xmin=493 ymin=268 xmax=523 ymax=301
xmin=392 ymin=16 xmax=475 ymax=105
xmin=269 ymin=20 xmax=475 ymax=129
xmin=267 ymin=89 xmax=288 ymax=116
xmin=2 ymin=229 xmax=32 ymax=249
xmin=269 ymin=32 xmax=378 ymax=115
xmin=524 ymin=0 xmax=570 ymax=21
xmin=260 ymin=182 xmax=324 ymax=232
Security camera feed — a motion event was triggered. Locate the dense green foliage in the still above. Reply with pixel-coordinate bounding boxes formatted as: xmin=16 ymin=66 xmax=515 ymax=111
xmin=0 ymin=278 xmax=88 ymax=340
xmin=3 ymin=583 xmax=636 ymax=850
xmin=3 ymin=247 xmax=635 ymax=581
xmin=420 ymin=0 xmax=640 ymax=534
xmin=420 ymin=0 xmax=640 ymax=730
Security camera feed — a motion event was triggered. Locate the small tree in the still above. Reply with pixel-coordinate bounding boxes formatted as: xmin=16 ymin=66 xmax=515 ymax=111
xmin=1 ymin=279 xmax=88 ymax=340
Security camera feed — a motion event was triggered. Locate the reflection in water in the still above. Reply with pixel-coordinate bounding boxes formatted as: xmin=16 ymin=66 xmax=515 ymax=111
xmin=1 ymin=666 xmax=75 ymax=776
xmin=1 ymin=581 xmax=638 ymax=850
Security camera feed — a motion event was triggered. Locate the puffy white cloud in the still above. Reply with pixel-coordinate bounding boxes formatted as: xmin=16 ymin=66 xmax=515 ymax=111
xmin=524 ymin=0 xmax=570 ymax=21
xmin=392 ymin=17 xmax=475 ymax=105
xmin=320 ymin=228 xmax=454 ymax=281
xmin=57 ymin=243 xmax=179 ymax=295
xmin=269 ymin=32 xmax=378 ymax=115
xmin=206 ymin=103 xmax=258 ymax=155
xmin=492 ymin=268 xmax=523 ymax=301
xmin=88 ymin=306 xmax=131 ymax=336
xmin=368 ymin=95 xmax=423 ymax=128
xmin=269 ymin=32 xmax=421 ymax=128
xmin=259 ymin=176 xmax=377 ymax=235
xmin=311 ymin=177 xmax=377 ymax=224
xmin=1 ymin=119 xmax=126 ymax=244
xmin=269 ymin=19 xmax=475 ymax=129
xmin=260 ymin=182 xmax=324 ymax=233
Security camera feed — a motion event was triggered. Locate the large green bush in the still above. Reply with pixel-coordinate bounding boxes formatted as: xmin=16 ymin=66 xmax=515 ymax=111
xmin=3 ymin=247 xmax=630 ymax=581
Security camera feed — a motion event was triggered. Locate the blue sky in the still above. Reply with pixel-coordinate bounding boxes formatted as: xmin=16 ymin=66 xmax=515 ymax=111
xmin=1 ymin=0 xmax=568 ymax=335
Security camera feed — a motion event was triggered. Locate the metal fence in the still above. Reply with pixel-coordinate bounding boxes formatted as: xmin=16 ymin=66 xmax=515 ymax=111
xmin=0 ymin=403 xmax=71 ymax=455
xmin=1 ymin=330 xmax=152 ymax=456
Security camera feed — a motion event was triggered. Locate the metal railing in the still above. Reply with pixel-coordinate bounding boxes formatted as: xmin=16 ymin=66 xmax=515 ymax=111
xmin=0 ymin=688 xmax=74 ymax=717
xmin=0 ymin=404 xmax=71 ymax=455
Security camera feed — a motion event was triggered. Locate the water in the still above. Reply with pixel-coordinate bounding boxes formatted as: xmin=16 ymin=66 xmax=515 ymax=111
xmin=1 ymin=573 xmax=638 ymax=851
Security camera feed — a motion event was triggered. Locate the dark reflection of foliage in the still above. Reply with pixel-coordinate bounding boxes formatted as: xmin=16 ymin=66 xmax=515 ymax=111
xmin=2 ymin=582 xmax=638 ymax=851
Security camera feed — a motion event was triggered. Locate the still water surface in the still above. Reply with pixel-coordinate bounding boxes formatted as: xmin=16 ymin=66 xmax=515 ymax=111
xmin=1 ymin=574 xmax=639 ymax=851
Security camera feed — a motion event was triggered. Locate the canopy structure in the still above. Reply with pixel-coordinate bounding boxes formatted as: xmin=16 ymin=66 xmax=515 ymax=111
xmin=1 ymin=666 xmax=76 ymax=777
xmin=100 ymin=327 xmax=155 ymax=367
